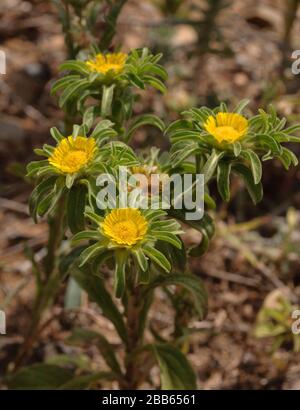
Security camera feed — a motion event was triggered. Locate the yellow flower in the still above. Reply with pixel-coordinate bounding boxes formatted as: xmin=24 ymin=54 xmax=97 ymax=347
xmin=130 ymin=165 xmax=155 ymax=176
xmin=204 ymin=112 xmax=248 ymax=143
xmin=129 ymin=165 xmax=169 ymax=196
xmin=49 ymin=136 xmax=97 ymax=174
xmin=102 ymin=208 xmax=148 ymax=247
xmin=86 ymin=52 xmax=127 ymax=75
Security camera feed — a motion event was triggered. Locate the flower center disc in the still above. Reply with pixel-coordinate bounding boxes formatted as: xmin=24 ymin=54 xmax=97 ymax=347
xmin=64 ymin=150 xmax=88 ymax=172
xmin=112 ymin=221 xmax=138 ymax=245
xmin=101 ymin=63 xmax=122 ymax=73
xmin=204 ymin=112 xmax=248 ymax=144
xmin=49 ymin=136 xmax=96 ymax=174
xmin=214 ymin=126 xmax=240 ymax=142
xmin=102 ymin=208 xmax=148 ymax=247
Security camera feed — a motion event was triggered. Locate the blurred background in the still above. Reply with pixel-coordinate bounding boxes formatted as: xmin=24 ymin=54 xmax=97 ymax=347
xmin=1 ymin=0 xmax=300 ymax=389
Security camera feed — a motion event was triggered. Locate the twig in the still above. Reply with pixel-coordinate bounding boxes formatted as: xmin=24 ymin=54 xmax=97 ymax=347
xmin=202 ymin=268 xmax=261 ymax=288
xmin=0 ymin=198 xmax=28 ymax=215
xmin=0 ymin=277 xmax=31 ymax=310
xmin=0 ymin=235 xmax=47 ymax=258
xmin=218 ymin=222 xmax=287 ymax=290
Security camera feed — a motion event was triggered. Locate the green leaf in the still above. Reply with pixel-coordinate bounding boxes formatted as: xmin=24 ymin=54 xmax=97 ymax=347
xmin=6 ymin=364 xmax=73 ymax=389
xmin=101 ymin=84 xmax=115 ymax=117
xmin=143 ymin=245 xmax=171 ymax=273
xmin=277 ymin=147 xmax=299 ymax=169
xmin=240 ymin=149 xmax=262 ymax=184
xmin=50 ymin=127 xmax=65 ymax=143
xmin=282 ymin=124 xmax=300 ymax=135
xmin=126 ymin=114 xmax=165 ymax=141
xmin=27 ymin=160 xmax=50 ymax=177
xmin=233 ymin=163 xmax=263 ymax=204
xmin=59 ymin=79 xmax=89 ymax=108
xmin=84 ymin=210 xmax=104 ymax=225
xmin=114 ymin=251 xmax=127 ymax=298
xmin=233 ymin=142 xmax=242 ymax=156
xmin=59 ymin=372 xmax=113 ymax=390
xmin=64 ymin=277 xmax=82 ymax=309
xmin=151 ymin=344 xmax=197 ymax=390
xmin=256 ymin=134 xmax=282 ymax=154
xmin=67 ymin=184 xmax=87 ymax=234
xmin=59 ymin=246 xmax=87 ymax=278
xmin=71 ymin=263 xmax=127 ymax=343
xmin=72 ymin=124 xmax=87 ymax=138
xmin=217 ymin=161 xmax=231 ymax=201
xmin=170 ymin=209 xmax=215 ymax=239
xmin=150 ymin=64 xmax=168 ymax=80
xmin=36 ymin=180 xmax=64 ymax=218
xmin=51 ymin=75 xmax=80 ymax=95
xmin=143 ymin=75 xmax=167 ymax=93
xmin=91 ymin=119 xmax=114 ymax=137
xmin=171 ymin=143 xmax=198 ymax=167
xmin=138 ymin=267 xmax=150 ymax=284
xmin=234 ymin=99 xmax=250 ymax=114
xmin=204 ymin=192 xmax=216 ymax=210
xmin=79 ymin=242 xmax=104 ymax=266
xmin=201 ymin=149 xmax=224 ymax=183
xmin=83 ymin=106 xmax=100 ymax=130
xmin=152 ymin=232 xmax=182 ymax=249
xmin=147 ymin=273 xmax=207 ymax=320
xmin=133 ymin=249 xmax=148 ymax=273
xmin=155 ymin=240 xmax=186 ymax=274
xmin=29 ymin=176 xmax=57 ymax=222
xmin=66 ymin=173 xmax=76 ymax=189
xmin=46 ymin=353 xmax=89 ymax=370
xmin=67 ymin=328 xmax=122 ymax=375
xmin=127 ymin=72 xmax=145 ymax=89
xmin=72 ymin=230 xmax=103 ymax=244
xmin=60 ymin=60 xmax=90 ymax=75
xmin=189 ymin=229 xmax=210 ymax=257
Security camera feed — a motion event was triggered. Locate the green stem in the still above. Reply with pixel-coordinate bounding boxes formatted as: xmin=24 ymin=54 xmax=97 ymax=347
xmin=63 ymin=0 xmax=77 ymax=59
xmin=122 ymin=265 xmax=144 ymax=389
xmin=99 ymin=0 xmax=128 ymax=51
xmin=197 ymin=0 xmax=225 ymax=55
xmin=195 ymin=154 xmax=202 ymax=174
xmin=12 ymin=196 xmax=66 ymax=371
xmin=44 ymin=195 xmax=66 ymax=277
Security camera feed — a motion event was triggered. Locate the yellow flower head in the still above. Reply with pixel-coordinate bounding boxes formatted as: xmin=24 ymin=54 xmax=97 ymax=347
xmin=49 ymin=136 xmax=97 ymax=174
xmin=204 ymin=112 xmax=248 ymax=143
xmin=102 ymin=208 xmax=148 ymax=247
xmin=130 ymin=165 xmax=156 ymax=176
xmin=86 ymin=52 xmax=127 ymax=75
xmin=129 ymin=165 xmax=169 ymax=196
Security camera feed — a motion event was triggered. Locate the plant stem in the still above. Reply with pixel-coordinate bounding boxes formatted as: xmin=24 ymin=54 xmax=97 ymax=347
xmin=62 ymin=0 xmax=77 ymax=59
xmin=122 ymin=267 xmax=144 ymax=389
xmin=99 ymin=0 xmax=128 ymax=51
xmin=44 ymin=195 xmax=66 ymax=278
xmin=12 ymin=197 xmax=66 ymax=371
xmin=197 ymin=0 xmax=224 ymax=55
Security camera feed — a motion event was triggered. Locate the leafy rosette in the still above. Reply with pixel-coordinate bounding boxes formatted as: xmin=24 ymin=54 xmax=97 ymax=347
xmin=72 ymin=208 xmax=183 ymax=297
xmin=26 ymin=120 xmax=138 ymax=232
xmin=51 ymin=48 xmax=167 ymax=119
xmin=167 ymin=101 xmax=300 ymax=203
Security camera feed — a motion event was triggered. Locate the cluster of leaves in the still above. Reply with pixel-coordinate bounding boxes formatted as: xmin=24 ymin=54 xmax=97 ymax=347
xmin=52 ymin=0 xmax=128 ymax=58
xmin=167 ymin=101 xmax=299 ymax=204
xmin=254 ymin=290 xmax=300 ymax=353
xmin=20 ymin=48 xmax=207 ymax=390
xmin=73 ymin=208 xmax=184 ymax=297
xmin=52 ymin=48 xmax=167 ymax=125
xmin=27 ymin=121 xmax=132 ymax=224
xmin=17 ymin=42 xmax=300 ymax=390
